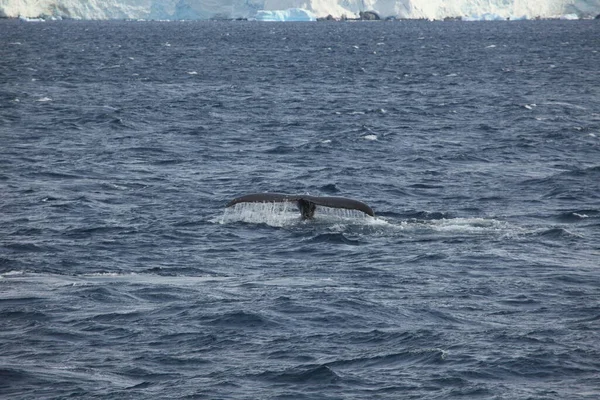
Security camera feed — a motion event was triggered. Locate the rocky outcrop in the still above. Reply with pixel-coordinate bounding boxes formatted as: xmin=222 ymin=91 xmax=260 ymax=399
xmin=359 ymin=11 xmax=380 ymax=20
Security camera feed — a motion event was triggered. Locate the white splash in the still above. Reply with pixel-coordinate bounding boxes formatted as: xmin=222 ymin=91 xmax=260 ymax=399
xmin=218 ymin=202 xmax=301 ymax=227
xmin=426 ymin=217 xmax=513 ymax=233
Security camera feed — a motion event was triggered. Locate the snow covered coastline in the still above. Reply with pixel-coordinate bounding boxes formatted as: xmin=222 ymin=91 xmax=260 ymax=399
xmin=1 ymin=0 xmax=599 ymax=21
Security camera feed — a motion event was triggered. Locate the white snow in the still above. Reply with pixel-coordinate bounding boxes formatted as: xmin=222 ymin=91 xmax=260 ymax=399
xmin=1 ymin=0 xmax=599 ymax=21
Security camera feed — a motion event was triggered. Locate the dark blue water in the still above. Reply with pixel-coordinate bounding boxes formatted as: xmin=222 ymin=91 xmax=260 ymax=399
xmin=1 ymin=19 xmax=599 ymax=399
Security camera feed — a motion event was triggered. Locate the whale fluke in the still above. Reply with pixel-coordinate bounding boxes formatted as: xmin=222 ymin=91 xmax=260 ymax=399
xmin=226 ymin=193 xmax=375 ymax=219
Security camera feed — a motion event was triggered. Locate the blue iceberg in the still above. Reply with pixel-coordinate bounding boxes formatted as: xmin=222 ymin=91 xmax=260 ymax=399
xmin=464 ymin=13 xmax=506 ymax=21
xmin=255 ymin=8 xmax=316 ymax=22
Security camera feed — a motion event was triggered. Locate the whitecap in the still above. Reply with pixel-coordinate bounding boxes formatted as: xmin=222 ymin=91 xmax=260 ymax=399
xmin=79 ymin=273 xmax=228 ymax=286
xmin=0 ymin=270 xmax=25 ymax=278
xmin=424 ymin=217 xmax=519 ymax=236
xmin=362 ymin=134 xmax=377 ymax=141
xmin=573 ymin=213 xmax=589 ymax=219
xmin=542 ymin=101 xmax=586 ymax=110
xmin=1 ymin=271 xmax=227 ymax=287
xmin=37 ymin=97 xmax=52 ymax=102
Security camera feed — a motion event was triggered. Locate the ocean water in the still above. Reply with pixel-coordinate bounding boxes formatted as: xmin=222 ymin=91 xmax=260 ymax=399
xmin=1 ymin=19 xmax=599 ymax=399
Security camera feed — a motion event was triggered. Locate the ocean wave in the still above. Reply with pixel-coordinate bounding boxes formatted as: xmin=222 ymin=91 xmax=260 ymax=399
xmin=257 ymin=364 xmax=341 ymax=384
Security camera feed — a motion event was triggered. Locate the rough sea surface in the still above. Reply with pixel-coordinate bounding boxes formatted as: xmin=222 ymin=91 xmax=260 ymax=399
xmin=1 ymin=20 xmax=599 ymax=399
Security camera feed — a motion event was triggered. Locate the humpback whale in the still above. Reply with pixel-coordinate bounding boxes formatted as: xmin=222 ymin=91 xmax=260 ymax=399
xmin=226 ymin=193 xmax=375 ymax=219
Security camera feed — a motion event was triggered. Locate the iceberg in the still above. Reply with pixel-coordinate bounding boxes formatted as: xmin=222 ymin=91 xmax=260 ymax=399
xmin=462 ymin=12 xmax=525 ymax=21
xmin=1 ymin=0 xmax=599 ymax=21
xmin=255 ymin=8 xmax=316 ymax=21
xmin=18 ymin=15 xmax=46 ymax=22
xmin=463 ymin=13 xmax=506 ymax=21
xmin=560 ymin=13 xmax=580 ymax=19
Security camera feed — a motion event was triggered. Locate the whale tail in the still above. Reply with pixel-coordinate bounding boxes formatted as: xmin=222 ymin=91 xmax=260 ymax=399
xmin=226 ymin=193 xmax=374 ymax=220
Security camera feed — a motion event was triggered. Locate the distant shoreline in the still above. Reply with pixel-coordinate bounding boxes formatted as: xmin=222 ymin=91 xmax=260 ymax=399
xmin=3 ymin=14 xmax=600 ymax=22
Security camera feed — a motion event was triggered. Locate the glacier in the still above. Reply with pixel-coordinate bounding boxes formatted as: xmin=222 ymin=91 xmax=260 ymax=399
xmin=1 ymin=0 xmax=599 ymax=21
xmin=256 ymin=8 xmax=316 ymax=21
